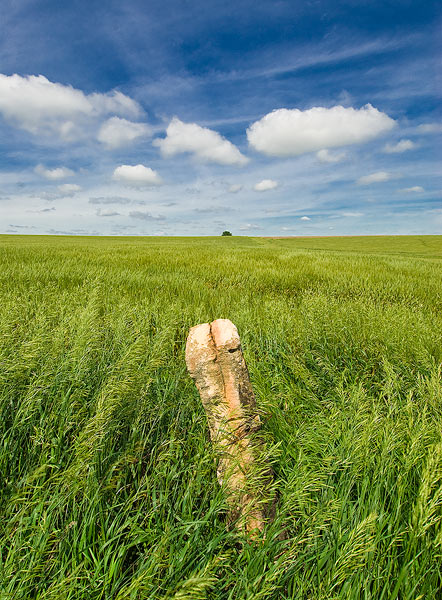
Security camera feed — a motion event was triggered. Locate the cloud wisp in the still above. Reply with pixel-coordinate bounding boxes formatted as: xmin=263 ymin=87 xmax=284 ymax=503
xmin=398 ymin=186 xmax=424 ymax=193
xmin=416 ymin=123 xmax=442 ymax=134
xmin=89 ymin=196 xmax=133 ymax=205
xmin=357 ymin=171 xmax=394 ymax=185
xmin=129 ymin=210 xmax=164 ymax=221
xmin=383 ymin=139 xmax=414 ymax=153
xmin=57 ymin=183 xmax=81 ymax=195
xmin=316 ymin=149 xmax=346 ymax=163
xmin=239 ymin=223 xmax=261 ymax=231
xmin=35 ymin=164 xmax=74 ymax=180
xmin=96 ymin=208 xmax=121 ymax=217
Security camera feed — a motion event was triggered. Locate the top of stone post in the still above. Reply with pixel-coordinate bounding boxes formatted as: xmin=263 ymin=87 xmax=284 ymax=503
xmin=211 ymin=318 xmax=241 ymax=351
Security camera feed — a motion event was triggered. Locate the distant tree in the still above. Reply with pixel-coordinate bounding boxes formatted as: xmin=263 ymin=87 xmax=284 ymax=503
xmin=222 ymin=230 xmax=232 ymax=236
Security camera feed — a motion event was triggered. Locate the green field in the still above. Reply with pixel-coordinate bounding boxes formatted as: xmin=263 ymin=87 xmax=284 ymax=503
xmin=0 ymin=235 xmax=441 ymax=599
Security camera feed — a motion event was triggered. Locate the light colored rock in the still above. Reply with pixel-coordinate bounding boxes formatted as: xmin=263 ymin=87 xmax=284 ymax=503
xmin=186 ymin=318 xmax=274 ymax=536
xmin=185 ymin=323 xmax=226 ymax=443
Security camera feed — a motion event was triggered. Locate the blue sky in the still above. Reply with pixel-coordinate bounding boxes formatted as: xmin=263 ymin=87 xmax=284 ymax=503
xmin=0 ymin=0 xmax=440 ymax=236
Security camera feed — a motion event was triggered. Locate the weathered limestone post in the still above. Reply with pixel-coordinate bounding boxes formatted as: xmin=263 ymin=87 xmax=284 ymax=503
xmin=186 ymin=319 xmax=274 ymax=536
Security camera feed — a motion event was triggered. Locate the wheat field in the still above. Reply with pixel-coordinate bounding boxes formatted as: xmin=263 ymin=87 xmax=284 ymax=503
xmin=0 ymin=235 xmax=441 ymax=599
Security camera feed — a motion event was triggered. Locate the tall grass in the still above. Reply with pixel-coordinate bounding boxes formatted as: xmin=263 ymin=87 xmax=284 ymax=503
xmin=0 ymin=235 xmax=441 ymax=599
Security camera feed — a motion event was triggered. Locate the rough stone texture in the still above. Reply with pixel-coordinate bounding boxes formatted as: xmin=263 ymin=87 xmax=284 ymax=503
xmin=186 ymin=318 xmax=273 ymax=536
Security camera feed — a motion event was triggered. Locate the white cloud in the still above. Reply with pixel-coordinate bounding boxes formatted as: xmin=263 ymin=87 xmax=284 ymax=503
xmin=30 ymin=191 xmax=62 ymax=201
xmin=357 ymin=171 xmax=393 ymax=185
xmin=300 ymin=216 xmax=311 ymax=221
xmin=27 ymin=207 xmax=56 ymax=213
xmin=97 ymin=117 xmax=151 ymax=148
xmin=342 ymin=212 xmax=364 ymax=217
xmin=228 ymin=184 xmax=243 ymax=193
xmin=0 ymin=73 xmax=141 ymax=140
xmin=316 ymin=149 xmax=346 ymax=163
xmin=247 ymin=104 xmax=395 ymax=157
xmin=383 ymin=139 xmax=414 ymax=153
xmin=254 ymin=179 xmax=278 ymax=192
xmin=416 ymin=123 xmax=442 ymax=134
xmin=239 ymin=223 xmax=261 ymax=230
xmin=153 ymin=117 xmax=249 ymax=166
xmin=88 ymin=91 xmax=140 ymax=117
xmin=35 ymin=164 xmax=74 ymax=180
xmin=57 ymin=183 xmax=81 ymax=195
xmin=129 ymin=210 xmax=164 ymax=220
xmin=96 ymin=208 xmax=120 ymax=217
xmin=113 ymin=164 xmax=163 ymax=186
xmin=89 ymin=196 xmax=132 ymax=205
xmin=398 ymin=186 xmax=425 ymax=193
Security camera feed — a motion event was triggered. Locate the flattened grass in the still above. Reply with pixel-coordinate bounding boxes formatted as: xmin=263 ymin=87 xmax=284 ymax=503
xmin=0 ymin=235 xmax=441 ymax=599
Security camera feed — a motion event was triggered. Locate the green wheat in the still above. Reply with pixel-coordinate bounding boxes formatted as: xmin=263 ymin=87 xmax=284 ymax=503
xmin=0 ymin=234 xmax=441 ymax=599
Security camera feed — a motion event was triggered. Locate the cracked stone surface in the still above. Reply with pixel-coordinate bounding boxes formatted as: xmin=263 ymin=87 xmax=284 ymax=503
xmin=186 ymin=318 xmax=273 ymax=535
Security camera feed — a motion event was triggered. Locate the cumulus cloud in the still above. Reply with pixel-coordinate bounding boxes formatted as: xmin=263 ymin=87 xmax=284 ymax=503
xmin=316 ymin=149 xmax=346 ymax=163
xmin=154 ymin=117 xmax=249 ymax=166
xmin=0 ymin=73 xmax=141 ymax=140
xmin=357 ymin=171 xmax=393 ymax=185
xmin=113 ymin=164 xmax=163 ymax=186
xmin=383 ymin=139 xmax=414 ymax=153
xmin=300 ymin=216 xmax=311 ymax=221
xmin=97 ymin=117 xmax=151 ymax=148
xmin=57 ymin=183 xmax=81 ymax=195
xmin=398 ymin=186 xmax=424 ymax=193
xmin=254 ymin=179 xmax=278 ymax=192
xmin=228 ymin=184 xmax=243 ymax=193
xmin=247 ymin=104 xmax=395 ymax=157
xmin=35 ymin=164 xmax=74 ymax=180
xmin=129 ymin=210 xmax=164 ymax=220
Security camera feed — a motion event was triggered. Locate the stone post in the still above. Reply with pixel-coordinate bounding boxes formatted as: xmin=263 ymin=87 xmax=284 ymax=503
xmin=186 ymin=319 xmax=273 ymax=536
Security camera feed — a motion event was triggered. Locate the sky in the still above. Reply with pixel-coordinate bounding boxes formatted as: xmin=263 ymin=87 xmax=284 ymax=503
xmin=0 ymin=0 xmax=441 ymax=236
